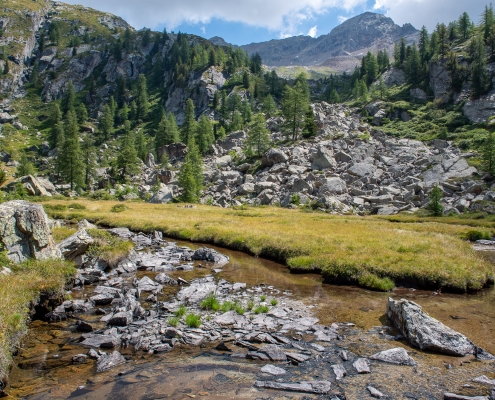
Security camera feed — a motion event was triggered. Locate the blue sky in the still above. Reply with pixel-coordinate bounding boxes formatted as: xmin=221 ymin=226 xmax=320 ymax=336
xmin=63 ymin=0 xmax=489 ymax=46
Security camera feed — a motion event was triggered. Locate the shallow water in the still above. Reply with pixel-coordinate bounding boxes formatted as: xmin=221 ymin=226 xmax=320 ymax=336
xmin=6 ymin=239 xmax=495 ymax=399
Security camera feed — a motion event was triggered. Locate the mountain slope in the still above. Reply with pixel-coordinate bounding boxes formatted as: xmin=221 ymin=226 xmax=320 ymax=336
xmin=240 ymin=12 xmax=419 ymax=71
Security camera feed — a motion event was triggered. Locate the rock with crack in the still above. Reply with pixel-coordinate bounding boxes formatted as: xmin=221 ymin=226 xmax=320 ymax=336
xmin=255 ymin=380 xmax=331 ymax=394
xmin=331 ymin=364 xmax=346 ymax=380
xmin=353 ymin=358 xmax=370 ymax=373
xmin=259 ymin=344 xmax=287 ymax=361
xmin=387 ymin=298 xmax=494 ymax=358
xmin=192 ymin=247 xmax=229 ymax=266
xmin=96 ymin=351 xmax=126 ymax=372
xmin=58 ymin=229 xmax=94 ymax=260
xmin=0 ymin=200 xmax=62 ymax=262
xmin=443 ymin=394 xmax=489 ymax=400
xmin=155 ymin=273 xmax=178 ymax=285
xmin=370 ymin=347 xmax=416 ymax=366
xmin=136 ymin=276 xmax=163 ymax=292
xmin=260 ymin=364 xmax=287 ymax=376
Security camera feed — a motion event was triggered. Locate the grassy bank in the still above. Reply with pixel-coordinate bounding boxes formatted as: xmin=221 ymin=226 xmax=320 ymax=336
xmin=41 ymin=199 xmax=494 ymax=292
xmin=0 ymin=256 xmax=76 ymax=392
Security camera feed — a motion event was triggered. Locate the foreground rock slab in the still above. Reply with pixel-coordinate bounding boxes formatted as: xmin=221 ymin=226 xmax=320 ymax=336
xmin=255 ymin=380 xmax=331 ymax=394
xmin=370 ymin=347 xmax=416 ymax=366
xmin=57 ymin=229 xmax=94 ymax=260
xmin=0 ymin=200 xmax=62 ymax=262
xmin=96 ymin=351 xmax=126 ymax=372
xmin=387 ymin=298 xmax=494 ymax=358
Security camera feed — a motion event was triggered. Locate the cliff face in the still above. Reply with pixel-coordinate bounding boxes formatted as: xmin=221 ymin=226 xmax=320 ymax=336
xmin=240 ymin=12 xmax=419 ymax=69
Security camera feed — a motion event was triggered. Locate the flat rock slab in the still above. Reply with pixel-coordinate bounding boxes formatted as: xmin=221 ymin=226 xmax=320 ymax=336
xmin=177 ymin=281 xmax=217 ymax=304
xmin=370 ymin=347 xmax=416 ymax=366
xmin=353 ymin=358 xmax=371 ymax=374
xmin=260 ymin=344 xmax=286 ymax=361
xmin=368 ymin=386 xmax=386 ymax=398
xmin=90 ymin=293 xmax=114 ymax=306
xmin=285 ymin=352 xmax=311 ymax=363
xmin=260 ymin=364 xmax=287 ymax=376
xmin=331 ymin=364 xmax=347 ymax=380
xmin=314 ymin=330 xmax=338 ymax=342
xmin=444 ymin=394 xmax=489 ymax=400
xmin=137 ymin=276 xmax=163 ymax=292
xmin=255 ymin=380 xmax=331 ymax=394
xmin=107 ymin=311 xmax=132 ymax=326
xmin=80 ymin=334 xmax=120 ymax=349
xmin=268 ymin=308 xmax=288 ymax=318
xmin=473 ymin=375 xmax=495 ymax=387
xmin=155 ymin=273 xmax=178 ymax=285
xmin=96 ymin=351 xmax=126 ymax=373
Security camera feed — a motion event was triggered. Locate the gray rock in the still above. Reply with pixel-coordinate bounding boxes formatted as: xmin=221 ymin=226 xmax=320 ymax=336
xmin=444 ymin=394 xmax=489 ymax=400
xmin=262 ymin=148 xmax=288 ymax=167
xmin=155 ymin=273 xmax=178 ymax=285
xmin=368 ymin=386 xmax=386 ymax=398
xmin=472 ymin=376 xmax=495 ymax=387
xmin=387 ymin=298 xmax=491 ymax=357
xmin=72 ymin=354 xmax=88 ymax=365
xmin=331 ymin=364 xmax=347 ymax=380
xmin=318 ymin=177 xmax=347 ymax=196
xmin=312 ymin=146 xmax=336 ymax=170
xmin=148 ymin=184 xmax=173 ymax=204
xmin=78 ymin=219 xmax=97 ymax=230
xmin=107 ymin=311 xmax=133 ymax=326
xmin=348 ymin=162 xmax=378 ymax=178
xmin=372 ymin=109 xmax=387 ymax=126
xmin=255 ymin=380 xmax=331 ymax=394
xmin=0 ymin=200 xmax=62 ymax=262
xmin=192 ymin=247 xmax=229 ymax=266
xmin=260 ymin=364 xmax=287 ymax=376
xmin=58 ymin=229 xmax=94 ymax=260
xmin=96 ymin=351 xmax=126 ymax=373
xmin=90 ymin=293 xmax=114 ymax=306
xmin=259 ymin=344 xmax=286 ymax=361
xmin=177 ymin=280 xmax=217 ymax=304
xmin=80 ymin=334 xmax=121 ymax=349
xmin=370 ymin=347 xmax=416 ymax=366
xmin=352 ymin=358 xmax=370 ymax=373
xmin=137 ymin=276 xmax=163 ymax=292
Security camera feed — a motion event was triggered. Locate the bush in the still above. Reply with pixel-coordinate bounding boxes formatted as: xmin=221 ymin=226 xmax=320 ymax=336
xmin=168 ymin=317 xmax=179 ymax=327
xmin=464 ymin=230 xmax=491 ymax=242
xmin=254 ymin=305 xmax=269 ymax=314
xmin=68 ymin=203 xmax=86 ymax=210
xmin=200 ymin=294 xmax=220 ymax=311
xmin=247 ymin=300 xmax=254 ymax=310
xmin=0 ymin=169 xmax=7 ymax=185
xmin=44 ymin=204 xmax=68 ymax=211
xmin=270 ymin=299 xmax=278 ymax=306
xmin=175 ymin=305 xmax=187 ymax=318
xmin=260 ymin=295 xmax=266 ymax=302
xmin=185 ymin=313 xmax=201 ymax=328
xmin=234 ymin=302 xmax=245 ymax=315
xmin=111 ymin=204 xmax=129 ymax=213
xmin=220 ymin=301 xmax=234 ymax=312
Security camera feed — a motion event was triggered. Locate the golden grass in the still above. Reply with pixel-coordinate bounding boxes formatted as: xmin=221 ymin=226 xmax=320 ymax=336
xmin=0 ymin=257 xmax=76 ymax=389
xmin=41 ymin=199 xmax=494 ymax=292
xmin=51 ymin=226 xmax=77 ymax=242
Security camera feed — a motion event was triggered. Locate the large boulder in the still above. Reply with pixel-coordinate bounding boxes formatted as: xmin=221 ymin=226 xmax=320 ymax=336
xmin=318 ymin=177 xmax=347 ymax=196
xmin=192 ymin=247 xmax=229 ymax=266
xmin=157 ymin=142 xmax=187 ymax=163
xmin=0 ymin=201 xmax=62 ymax=262
xmin=57 ymin=229 xmax=94 ymax=260
xmin=3 ymin=175 xmax=53 ymax=197
xmin=387 ymin=298 xmax=494 ymax=358
xmin=148 ymin=184 xmax=173 ymax=204
xmin=261 ymin=148 xmax=288 ymax=167
xmin=311 ymin=146 xmax=336 ymax=170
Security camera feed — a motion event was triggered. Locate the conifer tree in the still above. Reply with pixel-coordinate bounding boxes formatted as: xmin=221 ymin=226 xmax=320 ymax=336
xmin=405 ymin=43 xmax=422 ymax=86
xmin=136 ymin=74 xmax=149 ymax=121
xmin=418 ymin=26 xmax=430 ymax=64
xmin=262 ymin=94 xmax=277 ymax=117
xmin=427 ymin=185 xmax=444 ymax=217
xmin=458 ymin=12 xmax=471 ymax=39
xmin=244 ymin=113 xmax=270 ymax=158
xmin=212 ymin=91 xmax=219 ymax=109
xmin=471 ymin=36 xmax=490 ymax=98
xmin=216 ymin=125 xmax=226 ymax=140
xmin=81 ymin=134 xmax=97 ymax=188
xmin=196 ymin=115 xmax=215 ymax=154
xmin=281 ymin=81 xmax=310 ymax=141
xmin=49 ymin=103 xmax=64 ymax=148
xmin=181 ymin=99 xmax=197 ymax=143
xmin=483 ymin=4 xmax=494 ymax=43
xmin=98 ymin=104 xmax=114 ymax=141
xmin=230 ymin=111 xmax=243 ymax=132
xmin=242 ymin=70 xmax=250 ymax=89
xmin=220 ymin=90 xmax=228 ymax=123
xmin=135 ymin=129 xmax=147 ymax=161
xmin=436 ymin=23 xmax=449 ymax=57
xmin=178 ymin=137 xmax=203 ymax=202
xmin=253 ymin=81 xmax=260 ymax=99
xmin=117 ymin=121 xmax=140 ymax=180
xmin=77 ymin=103 xmax=88 ymax=125
xmin=328 ymin=88 xmax=341 ymax=104
xmin=481 ymin=131 xmax=495 ymax=175
xmin=302 ymin=108 xmax=317 ymax=138
xmin=242 ymin=101 xmax=252 ymax=124
xmin=60 ymin=110 xmax=83 ymax=190
xmin=15 ymin=153 xmax=36 ymax=177
xmin=62 ymin=81 xmax=76 ymax=114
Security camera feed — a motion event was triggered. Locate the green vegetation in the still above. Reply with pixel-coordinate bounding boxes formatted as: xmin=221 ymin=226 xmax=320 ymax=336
xmin=220 ymin=301 xmax=234 ymax=312
xmin=167 ymin=317 xmax=180 ymax=327
xmin=111 ymin=204 xmax=129 ymax=213
xmin=427 ymin=185 xmax=444 ymax=217
xmin=86 ymin=228 xmax=134 ymax=267
xmin=233 ymin=302 xmax=245 ymax=315
xmin=247 ymin=300 xmax=254 ymax=310
xmin=464 ymin=230 xmax=491 ymax=242
xmin=260 ymin=295 xmax=267 ymax=302
xmin=0 ymin=257 xmax=76 ymax=389
xmin=185 ymin=313 xmax=202 ymax=328
xmin=175 ymin=305 xmax=187 ymax=318
xmin=40 ymin=200 xmax=493 ymax=292
xmin=270 ymin=299 xmax=278 ymax=306
xmin=51 ymin=226 xmax=77 ymax=242
xmin=254 ymin=305 xmax=269 ymax=314
xmin=200 ymin=294 xmax=220 ymax=311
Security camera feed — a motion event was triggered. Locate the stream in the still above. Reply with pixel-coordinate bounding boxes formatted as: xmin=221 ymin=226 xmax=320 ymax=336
xmin=5 ymin=238 xmax=495 ymax=399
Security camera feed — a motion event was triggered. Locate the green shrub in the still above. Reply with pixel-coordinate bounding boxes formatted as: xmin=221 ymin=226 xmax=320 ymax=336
xmin=200 ymin=294 xmax=220 ymax=311
xmin=68 ymin=203 xmax=86 ymax=210
xmin=260 ymin=295 xmax=266 ymax=302
xmin=185 ymin=313 xmax=201 ymax=328
xmin=234 ymin=303 xmax=245 ymax=315
xmin=254 ymin=305 xmax=269 ymax=314
xmin=44 ymin=204 xmax=68 ymax=211
xmin=175 ymin=305 xmax=187 ymax=318
xmin=270 ymin=299 xmax=278 ymax=306
xmin=111 ymin=204 xmax=129 ymax=213
xmin=220 ymin=301 xmax=234 ymax=312
xmin=247 ymin=300 xmax=254 ymax=310
xmin=168 ymin=317 xmax=179 ymax=327
xmin=464 ymin=230 xmax=491 ymax=242
xmin=358 ymin=273 xmax=395 ymax=292
xmin=0 ymin=169 xmax=7 ymax=185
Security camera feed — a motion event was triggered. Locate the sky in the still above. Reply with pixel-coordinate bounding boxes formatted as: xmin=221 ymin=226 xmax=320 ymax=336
xmin=62 ymin=0 xmax=490 ymax=45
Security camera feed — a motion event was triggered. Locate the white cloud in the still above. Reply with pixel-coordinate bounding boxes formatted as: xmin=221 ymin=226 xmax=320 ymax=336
xmin=373 ymin=0 xmax=487 ymax=30
xmin=63 ymin=0 xmax=367 ymax=35
xmin=308 ymin=25 xmax=318 ymax=37
xmin=338 ymin=15 xmax=349 ymax=24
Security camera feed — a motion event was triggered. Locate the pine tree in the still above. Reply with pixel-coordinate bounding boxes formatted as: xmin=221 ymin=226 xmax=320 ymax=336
xmin=77 ymin=103 xmax=88 ymax=125
xmin=427 ymin=185 xmax=444 ymax=217
xmin=117 ymin=122 xmax=140 ymax=180
xmin=253 ymin=81 xmax=260 ymax=99
xmin=135 ymin=129 xmax=147 ymax=161
xmin=458 ymin=12 xmax=471 ymax=39
xmin=49 ymin=103 xmax=64 ymax=148
xmin=481 ymin=131 xmax=495 ymax=175
xmin=196 ymin=115 xmax=215 ymax=154
xmin=181 ymin=99 xmax=197 ymax=143
xmin=242 ymin=70 xmax=250 ymax=89
xmin=328 ymin=88 xmax=341 ymax=104
xmin=62 ymin=81 xmax=76 ymax=114
xmin=81 ymin=134 xmax=96 ymax=188
xmin=230 ymin=111 xmax=243 ymax=132
xmin=281 ymin=81 xmax=310 ymax=141
xmin=483 ymin=4 xmax=494 ymax=43
xmin=98 ymin=104 xmax=114 ymax=141
xmin=262 ymin=94 xmax=277 ymax=117
xmin=212 ymin=91 xmax=219 ymax=109
xmin=244 ymin=113 xmax=270 ymax=158
xmin=302 ymin=108 xmax=317 ymax=138
xmin=178 ymin=137 xmax=203 ymax=202
xmin=136 ymin=74 xmax=149 ymax=121
xmin=242 ymin=101 xmax=252 ymax=124
xmin=15 ymin=153 xmax=36 ymax=177
xmin=30 ymin=61 xmax=39 ymax=87
xmin=437 ymin=23 xmax=449 ymax=57
xmin=220 ymin=90 xmax=228 ymax=123
xmin=60 ymin=110 xmax=83 ymax=190
xmin=405 ymin=43 xmax=422 ymax=86
xmin=418 ymin=26 xmax=430 ymax=64
xmin=471 ymin=36 xmax=490 ymax=98
xmin=378 ymin=77 xmax=388 ymax=99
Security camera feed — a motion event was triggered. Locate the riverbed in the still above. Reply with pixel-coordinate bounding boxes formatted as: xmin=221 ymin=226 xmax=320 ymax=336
xmin=6 ymin=239 xmax=495 ymax=399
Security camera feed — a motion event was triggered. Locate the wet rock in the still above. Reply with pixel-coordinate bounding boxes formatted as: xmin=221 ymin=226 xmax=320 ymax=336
xmin=75 ymin=320 xmax=93 ymax=333
xmin=286 ymin=352 xmax=311 ymax=363
xmin=90 ymin=293 xmax=114 ymax=306
xmin=314 ymin=330 xmax=338 ymax=342
xmin=80 ymin=334 xmax=121 ymax=349
xmin=96 ymin=351 xmax=126 ymax=373
xmin=177 ymin=279 xmax=217 ymax=304
xmin=192 ymin=247 xmax=229 ymax=266
xmin=255 ymin=380 xmax=331 ymax=394
xmin=58 ymin=229 xmax=94 ymax=260
xmin=339 ymin=350 xmax=349 ymax=361
xmin=215 ymin=342 xmax=232 ymax=352
xmin=259 ymin=344 xmax=287 ymax=361
xmin=0 ymin=200 xmax=62 ymax=262
xmin=88 ymin=348 xmax=100 ymax=359
xmin=137 ymin=276 xmax=163 ymax=292
xmin=155 ymin=273 xmax=178 ymax=285
xmin=331 ymin=364 xmax=347 ymax=380
xmin=72 ymin=354 xmax=88 ymax=365
xmin=353 ymin=358 xmax=370 ymax=374
xmin=260 ymin=364 xmax=287 ymax=376
xmin=107 ymin=311 xmax=133 ymax=326
xmin=368 ymin=386 xmax=386 ymax=398
xmin=370 ymin=347 xmax=416 ymax=366
xmin=387 ymin=298 xmax=492 ymax=358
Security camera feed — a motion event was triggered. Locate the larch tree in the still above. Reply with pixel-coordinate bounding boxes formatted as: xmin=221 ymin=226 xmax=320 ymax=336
xmin=117 ymin=121 xmax=141 ymax=180
xmin=181 ymin=99 xmax=197 ymax=144
xmin=196 ymin=115 xmax=215 ymax=154
xmin=136 ymin=74 xmax=149 ymax=121
xmin=281 ymin=81 xmax=310 ymax=141
xmin=60 ymin=110 xmax=83 ymax=190
xmin=244 ymin=113 xmax=271 ymax=158
xmin=98 ymin=104 xmax=114 ymax=141
xmin=178 ymin=137 xmax=203 ymax=202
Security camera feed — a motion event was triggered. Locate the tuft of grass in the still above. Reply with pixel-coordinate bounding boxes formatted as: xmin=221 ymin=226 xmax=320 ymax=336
xmin=260 ymin=295 xmax=266 ymax=302
xmin=51 ymin=226 xmax=77 ymax=242
xmin=175 ymin=305 xmax=187 ymax=318
xmin=357 ymin=273 xmax=395 ymax=292
xmin=220 ymin=301 xmax=235 ymax=312
xmin=68 ymin=203 xmax=86 ymax=210
xmin=111 ymin=204 xmax=129 ymax=213
xmin=185 ymin=313 xmax=201 ymax=328
xmin=270 ymin=299 xmax=278 ymax=306
xmin=168 ymin=317 xmax=180 ymax=327
xmin=200 ymin=294 xmax=220 ymax=311
xmin=463 ymin=230 xmax=491 ymax=242
xmin=234 ymin=302 xmax=245 ymax=315
xmin=40 ymin=200 xmax=494 ymax=292
xmin=247 ymin=300 xmax=254 ymax=310
xmin=254 ymin=305 xmax=269 ymax=314
xmin=86 ymin=228 xmax=133 ymax=267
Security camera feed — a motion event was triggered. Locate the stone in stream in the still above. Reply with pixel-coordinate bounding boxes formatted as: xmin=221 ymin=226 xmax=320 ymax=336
xmin=72 ymin=354 xmax=88 ymax=365
xmin=370 ymin=347 xmax=416 ymax=366
xmin=260 ymin=364 xmax=287 ymax=376
xmin=75 ymin=320 xmax=93 ymax=333
xmin=368 ymin=386 xmax=386 ymax=398
xmin=58 ymin=229 xmax=94 ymax=260
xmin=314 ymin=329 xmax=338 ymax=342
xmin=387 ymin=298 xmax=494 ymax=359
xmin=107 ymin=311 xmax=133 ymax=326
xmin=137 ymin=276 xmax=163 ymax=292
xmin=88 ymin=349 xmax=100 ymax=359
xmin=215 ymin=342 xmax=232 ymax=352
xmin=331 ymin=364 xmax=346 ymax=380
xmin=80 ymin=334 xmax=121 ymax=349
xmin=444 ymin=394 xmax=490 ymax=400
xmin=176 ymin=279 xmax=217 ymax=304
xmin=155 ymin=273 xmax=178 ymax=285
xmin=192 ymin=247 xmax=229 ymax=266
xmin=96 ymin=351 xmax=126 ymax=373
xmin=259 ymin=344 xmax=287 ymax=361
xmin=339 ymin=350 xmax=349 ymax=361
xmin=353 ymin=358 xmax=371 ymax=374
xmin=90 ymin=293 xmax=114 ymax=306
xmin=255 ymin=380 xmax=331 ymax=394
